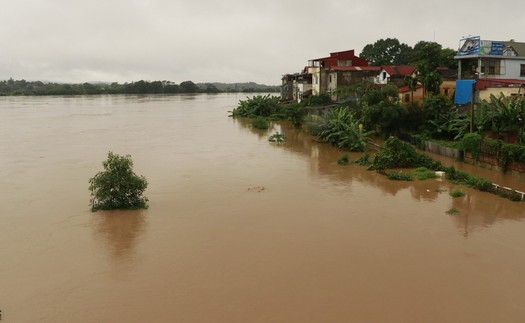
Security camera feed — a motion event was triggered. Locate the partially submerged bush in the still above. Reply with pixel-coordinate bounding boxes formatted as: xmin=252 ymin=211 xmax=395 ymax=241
xmin=449 ymin=188 xmax=465 ymax=198
xmin=414 ymin=167 xmax=437 ymax=180
xmin=269 ymin=132 xmax=285 ymax=142
xmin=230 ymin=94 xmax=280 ymax=117
xmin=316 ymin=108 xmax=374 ymax=151
xmin=252 ymin=117 xmax=269 ymax=129
xmin=89 ymin=152 xmax=148 ymax=211
xmin=337 ymin=154 xmax=350 ymax=166
xmin=387 ymin=171 xmax=413 ymax=181
xmin=369 ymin=136 xmax=439 ymax=170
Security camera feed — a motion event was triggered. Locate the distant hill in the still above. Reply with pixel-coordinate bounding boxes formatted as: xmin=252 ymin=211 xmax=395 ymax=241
xmin=197 ymin=82 xmax=280 ymax=92
xmin=0 ymin=78 xmax=281 ymax=96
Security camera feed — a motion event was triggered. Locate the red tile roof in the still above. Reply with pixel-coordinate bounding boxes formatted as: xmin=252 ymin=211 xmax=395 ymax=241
xmin=381 ymin=65 xmax=417 ymax=76
xmin=475 ymin=78 xmax=525 ymax=90
xmin=398 ymin=84 xmax=423 ymax=93
xmin=329 ymin=66 xmax=381 ymax=72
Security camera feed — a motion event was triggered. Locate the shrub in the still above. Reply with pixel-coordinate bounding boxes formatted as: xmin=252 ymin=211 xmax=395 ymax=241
xmin=268 ymin=132 xmax=285 ymax=142
xmin=449 ymin=188 xmax=465 ymax=198
xmin=281 ymin=103 xmax=307 ymax=128
xmin=387 ymin=171 xmax=413 ymax=181
xmin=89 ymin=152 xmax=148 ymax=211
xmin=230 ymin=94 xmax=280 ymax=117
xmin=337 ymin=154 xmax=350 ymax=166
xmin=500 ymin=143 xmax=525 ymax=172
xmin=307 ymin=93 xmax=333 ymax=106
xmin=252 ymin=117 xmax=269 ymax=129
xmin=461 ymin=133 xmax=482 ymax=160
xmin=354 ymin=153 xmax=371 ymax=166
xmin=414 ymin=167 xmax=437 ymax=180
xmin=317 ymin=107 xmax=374 ymax=151
xmin=369 ymin=136 xmax=436 ymax=170
xmin=446 ymin=208 xmax=460 ymax=214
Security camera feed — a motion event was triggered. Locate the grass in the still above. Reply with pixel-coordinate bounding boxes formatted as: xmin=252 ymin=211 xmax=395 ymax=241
xmin=446 ymin=208 xmax=460 ymax=214
xmin=414 ymin=167 xmax=437 ymax=180
xmin=449 ymin=188 xmax=466 ymax=198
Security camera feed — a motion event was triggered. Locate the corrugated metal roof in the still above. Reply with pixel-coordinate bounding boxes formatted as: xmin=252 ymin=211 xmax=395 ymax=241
xmin=475 ymin=78 xmax=525 ymax=90
xmin=504 ymin=41 xmax=525 ymax=57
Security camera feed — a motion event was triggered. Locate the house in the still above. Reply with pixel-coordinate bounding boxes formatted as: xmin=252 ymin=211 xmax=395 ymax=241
xmin=436 ymin=67 xmax=457 ymax=100
xmin=398 ymin=84 xmax=424 ymax=105
xmin=454 ymin=36 xmax=525 ymax=104
xmin=327 ymin=66 xmax=381 ymax=100
xmin=375 ymin=66 xmax=417 ymax=86
xmin=281 ymin=74 xmax=294 ymax=101
xmin=307 ymin=50 xmax=368 ymax=95
xmin=456 ymin=37 xmax=525 ymax=80
xmin=475 ymin=78 xmax=525 ymax=101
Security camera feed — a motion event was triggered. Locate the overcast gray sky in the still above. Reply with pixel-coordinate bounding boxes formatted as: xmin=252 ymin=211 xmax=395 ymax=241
xmin=1 ymin=0 xmax=523 ymax=85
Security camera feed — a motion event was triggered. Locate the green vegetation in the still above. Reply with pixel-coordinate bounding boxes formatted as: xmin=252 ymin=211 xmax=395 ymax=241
xmin=435 ymin=187 xmax=446 ymax=193
xmin=0 ymin=78 xmax=279 ymax=96
xmin=360 ymin=38 xmax=456 ymax=69
xmin=337 ymin=154 xmax=350 ymax=166
xmin=500 ymin=143 xmax=525 ymax=172
xmin=314 ymin=108 xmax=374 ymax=151
xmin=89 ymin=152 xmax=148 ymax=212
xmin=231 ymin=95 xmax=281 ymax=118
xmin=230 ymin=95 xmax=308 ymax=129
xmin=446 ymin=208 xmax=460 ymax=215
xmin=414 ymin=167 xmax=437 ymax=180
xmin=386 ymin=171 xmax=413 ymax=181
xmin=449 ymin=188 xmax=466 ymax=198
xmin=354 ymin=153 xmax=371 ymax=166
xmin=461 ymin=133 xmax=482 ymax=159
xmin=269 ymin=132 xmax=286 ymax=142
xmin=369 ymin=136 xmax=442 ymax=171
xmin=252 ymin=117 xmax=269 ymax=129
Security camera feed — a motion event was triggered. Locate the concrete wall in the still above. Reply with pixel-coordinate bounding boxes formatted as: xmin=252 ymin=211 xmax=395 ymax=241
xmin=479 ymin=87 xmax=524 ymax=101
xmin=308 ymin=67 xmax=321 ymax=95
xmin=423 ymin=141 xmax=461 ymax=159
xmin=504 ymin=59 xmax=525 ymax=79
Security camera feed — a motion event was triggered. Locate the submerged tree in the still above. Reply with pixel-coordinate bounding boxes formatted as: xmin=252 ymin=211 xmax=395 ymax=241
xmin=89 ymin=152 xmax=148 ymax=212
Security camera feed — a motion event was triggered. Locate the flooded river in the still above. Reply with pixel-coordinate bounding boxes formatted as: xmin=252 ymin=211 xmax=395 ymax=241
xmin=1 ymin=94 xmax=524 ymax=322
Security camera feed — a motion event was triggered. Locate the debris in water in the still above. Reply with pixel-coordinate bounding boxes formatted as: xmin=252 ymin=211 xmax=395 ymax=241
xmin=247 ymin=186 xmax=265 ymax=192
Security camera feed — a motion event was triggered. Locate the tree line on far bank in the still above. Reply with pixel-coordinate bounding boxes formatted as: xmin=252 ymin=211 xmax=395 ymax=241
xmin=0 ymin=78 xmax=280 ymax=96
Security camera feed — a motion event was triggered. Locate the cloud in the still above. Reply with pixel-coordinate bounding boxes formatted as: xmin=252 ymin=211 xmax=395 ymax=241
xmin=1 ymin=0 xmax=524 ymax=84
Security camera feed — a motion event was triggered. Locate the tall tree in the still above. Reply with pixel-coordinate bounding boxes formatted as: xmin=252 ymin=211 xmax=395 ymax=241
xmin=360 ymin=38 xmax=413 ymax=66
xmin=180 ymin=80 xmax=198 ymax=93
xmin=410 ymin=41 xmax=456 ymax=70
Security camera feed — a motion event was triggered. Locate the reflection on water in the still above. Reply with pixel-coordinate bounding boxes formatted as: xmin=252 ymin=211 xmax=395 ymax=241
xmin=91 ymin=210 xmax=146 ymax=265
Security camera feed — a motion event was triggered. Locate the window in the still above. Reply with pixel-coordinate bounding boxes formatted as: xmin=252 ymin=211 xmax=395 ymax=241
xmin=404 ymin=94 xmax=410 ymax=103
xmin=521 ymin=64 xmax=525 ymax=77
xmin=443 ymin=88 xmax=449 ymax=96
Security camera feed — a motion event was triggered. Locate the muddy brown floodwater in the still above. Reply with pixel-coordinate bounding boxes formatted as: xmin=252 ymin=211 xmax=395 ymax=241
xmin=1 ymin=94 xmax=524 ymax=322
